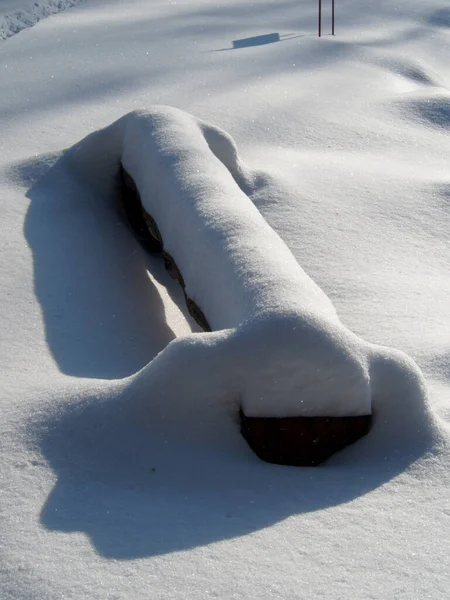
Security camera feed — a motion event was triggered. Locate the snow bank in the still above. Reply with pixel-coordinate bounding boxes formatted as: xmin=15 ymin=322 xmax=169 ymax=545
xmin=119 ymin=107 xmax=371 ymax=418
xmin=65 ymin=106 xmax=436 ymax=423
xmin=1 ymin=0 xmax=448 ymax=593
xmin=0 ymin=0 xmax=84 ymax=40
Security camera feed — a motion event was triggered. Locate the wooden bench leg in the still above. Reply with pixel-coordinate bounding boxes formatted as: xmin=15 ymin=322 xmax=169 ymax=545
xmin=240 ymin=411 xmax=372 ymax=466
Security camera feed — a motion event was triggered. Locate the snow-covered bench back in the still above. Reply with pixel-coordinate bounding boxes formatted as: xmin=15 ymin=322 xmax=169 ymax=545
xmin=120 ymin=108 xmax=371 ymax=417
xmin=77 ymin=107 xmax=432 ymax=465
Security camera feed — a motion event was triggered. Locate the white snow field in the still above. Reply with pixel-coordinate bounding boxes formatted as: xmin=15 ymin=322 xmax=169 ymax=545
xmin=1 ymin=0 xmax=450 ymax=598
xmin=112 ymin=106 xmax=375 ymax=420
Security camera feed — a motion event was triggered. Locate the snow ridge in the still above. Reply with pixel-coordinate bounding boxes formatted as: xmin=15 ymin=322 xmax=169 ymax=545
xmin=0 ymin=0 xmax=84 ymax=40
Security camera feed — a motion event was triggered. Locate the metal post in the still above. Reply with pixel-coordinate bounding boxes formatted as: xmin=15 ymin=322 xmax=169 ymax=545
xmin=318 ymin=0 xmax=322 ymax=37
xmin=318 ymin=0 xmax=336 ymax=37
xmin=332 ymin=0 xmax=335 ymax=35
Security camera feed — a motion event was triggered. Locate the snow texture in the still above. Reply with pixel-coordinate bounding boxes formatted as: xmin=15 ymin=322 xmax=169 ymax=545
xmin=1 ymin=0 xmax=450 ymax=598
xmin=68 ymin=104 xmax=436 ymax=420
xmin=0 ymin=0 xmax=83 ymax=40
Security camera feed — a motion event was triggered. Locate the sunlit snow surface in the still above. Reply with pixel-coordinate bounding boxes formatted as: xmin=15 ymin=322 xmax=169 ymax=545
xmin=0 ymin=0 xmax=450 ymax=599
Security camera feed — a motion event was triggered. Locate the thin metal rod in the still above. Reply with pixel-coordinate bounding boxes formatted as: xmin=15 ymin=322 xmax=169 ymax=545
xmin=318 ymin=0 xmax=322 ymax=37
xmin=332 ymin=0 xmax=335 ymax=35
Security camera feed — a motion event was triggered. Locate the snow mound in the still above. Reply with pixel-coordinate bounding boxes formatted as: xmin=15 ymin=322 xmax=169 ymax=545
xmin=428 ymin=8 xmax=450 ymax=28
xmin=0 ymin=0 xmax=84 ymax=40
xmin=394 ymin=90 xmax=450 ymax=130
xmin=54 ymin=106 xmax=443 ymax=428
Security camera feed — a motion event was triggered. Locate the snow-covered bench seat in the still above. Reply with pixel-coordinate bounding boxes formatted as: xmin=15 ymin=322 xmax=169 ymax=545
xmin=118 ymin=107 xmax=373 ymax=465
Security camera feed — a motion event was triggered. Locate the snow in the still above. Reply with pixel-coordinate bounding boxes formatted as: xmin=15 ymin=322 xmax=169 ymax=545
xmin=0 ymin=0 xmax=84 ymax=40
xmin=119 ymin=106 xmax=370 ymax=417
xmin=55 ymin=105 xmax=438 ymax=420
xmin=1 ymin=0 xmax=450 ymax=598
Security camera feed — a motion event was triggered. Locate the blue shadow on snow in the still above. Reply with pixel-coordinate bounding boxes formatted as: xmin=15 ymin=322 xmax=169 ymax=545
xmin=8 ymin=128 xmax=442 ymax=560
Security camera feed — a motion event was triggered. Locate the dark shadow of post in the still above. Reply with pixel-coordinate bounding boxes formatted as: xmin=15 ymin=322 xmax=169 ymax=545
xmin=210 ymin=32 xmax=309 ymax=52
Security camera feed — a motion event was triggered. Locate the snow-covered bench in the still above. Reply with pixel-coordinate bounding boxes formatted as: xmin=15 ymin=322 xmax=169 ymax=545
xmin=117 ymin=106 xmax=373 ymax=465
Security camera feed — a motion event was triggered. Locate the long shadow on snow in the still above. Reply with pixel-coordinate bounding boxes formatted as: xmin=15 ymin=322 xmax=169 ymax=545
xmin=21 ymin=152 xmax=176 ymax=379
xmin=15 ymin=128 xmax=440 ymax=560
xmin=35 ymin=363 xmax=439 ymax=560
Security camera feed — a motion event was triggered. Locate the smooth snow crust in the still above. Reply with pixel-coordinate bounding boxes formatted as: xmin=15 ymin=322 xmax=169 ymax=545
xmin=1 ymin=0 xmax=449 ymax=598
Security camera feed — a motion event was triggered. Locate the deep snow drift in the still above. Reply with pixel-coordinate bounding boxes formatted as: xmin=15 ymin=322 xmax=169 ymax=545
xmin=1 ymin=0 xmax=450 ymax=598
xmin=17 ymin=103 xmax=444 ymax=460
xmin=118 ymin=107 xmax=373 ymax=418
xmin=66 ymin=105 xmax=437 ymax=425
